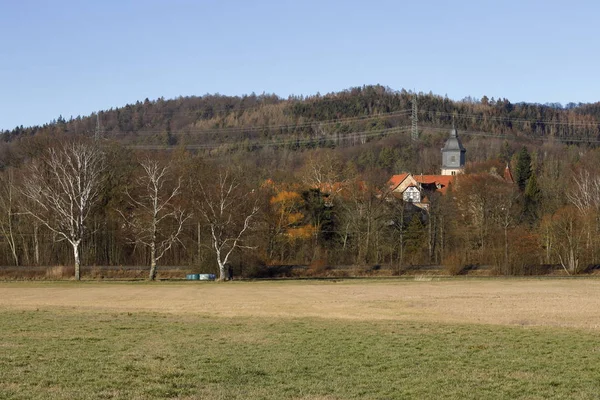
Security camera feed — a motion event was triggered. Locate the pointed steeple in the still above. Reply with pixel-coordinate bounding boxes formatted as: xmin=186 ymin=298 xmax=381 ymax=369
xmin=441 ymin=126 xmax=466 ymax=176
xmin=504 ymin=163 xmax=514 ymax=183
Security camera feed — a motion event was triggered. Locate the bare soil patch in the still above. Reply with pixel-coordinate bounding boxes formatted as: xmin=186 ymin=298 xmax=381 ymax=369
xmin=1 ymin=279 xmax=599 ymax=329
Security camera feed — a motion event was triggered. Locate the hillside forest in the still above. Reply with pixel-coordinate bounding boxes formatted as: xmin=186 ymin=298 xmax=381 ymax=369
xmin=2 ymin=86 xmax=600 ymax=279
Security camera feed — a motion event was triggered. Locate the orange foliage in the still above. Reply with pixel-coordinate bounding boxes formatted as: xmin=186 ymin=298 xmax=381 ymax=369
xmin=286 ymin=212 xmax=303 ymax=225
xmin=270 ymin=190 xmax=301 ymax=205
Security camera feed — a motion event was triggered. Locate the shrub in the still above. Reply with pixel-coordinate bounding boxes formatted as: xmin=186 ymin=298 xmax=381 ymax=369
xmin=45 ymin=266 xmax=75 ymax=280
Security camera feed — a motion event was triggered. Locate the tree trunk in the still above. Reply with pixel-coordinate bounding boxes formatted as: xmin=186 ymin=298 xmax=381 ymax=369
xmin=21 ymin=236 xmax=30 ymax=265
xmin=34 ymin=223 xmax=39 ymax=265
xmin=428 ymin=216 xmax=433 ymax=262
xmin=7 ymin=230 xmax=18 ymax=266
xmin=197 ymin=222 xmax=202 ymax=264
xmin=73 ymin=240 xmax=81 ymax=280
xmin=439 ymin=215 xmax=445 ymax=263
xmin=217 ymin=259 xmax=226 ymax=281
xmin=364 ymin=219 xmax=371 ymax=264
xmin=504 ymin=224 xmax=509 ymax=274
xmin=569 ymin=248 xmax=578 ymax=275
xmin=398 ymin=232 xmax=404 ymax=274
xmin=149 ymin=242 xmax=157 ymax=281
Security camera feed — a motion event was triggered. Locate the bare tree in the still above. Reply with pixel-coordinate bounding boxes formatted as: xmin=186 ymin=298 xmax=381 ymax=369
xmin=120 ymin=159 xmax=189 ymax=281
xmin=21 ymin=142 xmax=105 ymax=280
xmin=0 ymin=169 xmax=20 ymax=265
xmin=491 ymin=184 xmax=520 ymax=274
xmin=566 ymin=169 xmax=600 ymax=263
xmin=567 ymin=169 xmax=600 ymax=212
xmin=301 ymin=154 xmax=345 ymax=188
xmin=547 ymin=206 xmax=585 ymax=275
xmin=197 ymin=170 xmax=258 ymax=281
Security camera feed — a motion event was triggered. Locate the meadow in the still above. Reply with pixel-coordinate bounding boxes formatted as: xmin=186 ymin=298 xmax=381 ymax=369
xmin=1 ymin=279 xmax=599 ymax=399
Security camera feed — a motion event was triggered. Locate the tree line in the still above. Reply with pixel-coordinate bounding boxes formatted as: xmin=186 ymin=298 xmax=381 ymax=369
xmin=1 ymin=86 xmax=600 ymax=279
xmin=2 ymin=86 xmax=600 ymax=157
xmin=1 ymin=130 xmax=600 ymax=279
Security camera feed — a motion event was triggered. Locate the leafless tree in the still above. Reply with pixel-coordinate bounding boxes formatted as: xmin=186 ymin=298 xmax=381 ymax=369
xmin=491 ymin=185 xmax=520 ymax=274
xmin=566 ymin=169 xmax=600 ymax=262
xmin=567 ymin=169 xmax=600 ymax=212
xmin=0 ymin=169 xmax=20 ymax=265
xmin=300 ymin=153 xmax=349 ymax=206
xmin=21 ymin=142 xmax=105 ymax=280
xmin=120 ymin=159 xmax=189 ymax=281
xmin=197 ymin=170 xmax=258 ymax=281
xmin=547 ymin=206 xmax=585 ymax=275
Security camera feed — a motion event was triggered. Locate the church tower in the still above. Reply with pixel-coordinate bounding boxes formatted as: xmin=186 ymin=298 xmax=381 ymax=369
xmin=440 ymin=127 xmax=466 ymax=175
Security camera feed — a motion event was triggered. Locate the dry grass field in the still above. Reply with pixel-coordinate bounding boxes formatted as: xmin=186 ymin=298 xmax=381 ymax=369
xmin=1 ymin=279 xmax=600 ymax=329
xmin=2 ymin=279 xmax=600 ymax=399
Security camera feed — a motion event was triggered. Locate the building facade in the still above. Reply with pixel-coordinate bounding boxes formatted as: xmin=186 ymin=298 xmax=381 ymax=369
xmin=440 ymin=128 xmax=466 ymax=175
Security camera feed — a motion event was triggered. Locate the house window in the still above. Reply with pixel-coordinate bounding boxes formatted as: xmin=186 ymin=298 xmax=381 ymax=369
xmin=403 ymin=189 xmax=420 ymax=203
xmin=450 ymin=155 xmax=456 ymax=164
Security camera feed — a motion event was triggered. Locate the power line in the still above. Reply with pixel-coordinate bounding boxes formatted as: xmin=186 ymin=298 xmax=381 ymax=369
xmin=121 ymin=121 xmax=600 ymax=152
xmin=422 ymin=110 xmax=600 ymax=127
xmin=125 ymin=126 xmax=412 ymax=150
xmin=67 ymin=93 xmax=411 ymax=120
xmin=102 ymin=108 xmax=598 ymax=139
xmin=421 ymin=125 xmax=600 ymax=144
xmin=103 ymin=109 xmax=413 ymax=137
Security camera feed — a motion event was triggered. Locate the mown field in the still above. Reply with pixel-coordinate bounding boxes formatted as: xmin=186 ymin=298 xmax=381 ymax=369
xmin=1 ymin=279 xmax=600 ymax=399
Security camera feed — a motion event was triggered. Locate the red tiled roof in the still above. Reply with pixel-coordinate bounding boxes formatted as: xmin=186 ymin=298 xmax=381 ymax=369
xmin=504 ymin=164 xmax=514 ymax=183
xmin=389 ymin=173 xmax=410 ymax=190
xmin=413 ymin=175 xmax=455 ymax=194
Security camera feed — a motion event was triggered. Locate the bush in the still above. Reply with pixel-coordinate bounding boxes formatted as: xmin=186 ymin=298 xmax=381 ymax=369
xmin=306 ymin=259 xmax=330 ymax=276
xmin=443 ymin=253 xmax=465 ymax=275
xmin=45 ymin=266 xmax=75 ymax=279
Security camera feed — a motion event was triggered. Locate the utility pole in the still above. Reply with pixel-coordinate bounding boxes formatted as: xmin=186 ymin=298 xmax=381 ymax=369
xmin=411 ymin=93 xmax=418 ymax=141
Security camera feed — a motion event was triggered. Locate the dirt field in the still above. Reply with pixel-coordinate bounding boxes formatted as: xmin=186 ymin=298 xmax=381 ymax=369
xmin=1 ymin=279 xmax=600 ymax=329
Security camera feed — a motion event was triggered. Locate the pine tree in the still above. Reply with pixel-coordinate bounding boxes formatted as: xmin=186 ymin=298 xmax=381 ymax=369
xmin=514 ymin=146 xmax=532 ymax=191
xmin=523 ymin=171 xmax=541 ymax=223
xmin=499 ymin=140 xmax=512 ymax=164
xmin=404 ymin=214 xmax=426 ymax=262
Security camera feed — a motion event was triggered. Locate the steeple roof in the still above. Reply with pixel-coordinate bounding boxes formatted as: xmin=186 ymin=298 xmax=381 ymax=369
xmin=504 ymin=163 xmax=514 ymax=183
xmin=442 ymin=128 xmax=466 ymax=152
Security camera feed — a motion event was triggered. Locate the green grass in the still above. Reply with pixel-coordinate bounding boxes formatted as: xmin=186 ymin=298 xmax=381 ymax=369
xmin=1 ymin=310 xmax=599 ymax=399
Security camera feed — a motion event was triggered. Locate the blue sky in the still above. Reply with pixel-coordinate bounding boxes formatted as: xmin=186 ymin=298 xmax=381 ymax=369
xmin=1 ymin=0 xmax=599 ymax=130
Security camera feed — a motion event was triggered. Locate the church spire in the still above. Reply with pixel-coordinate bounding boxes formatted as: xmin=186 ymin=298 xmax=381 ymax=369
xmin=440 ymin=126 xmax=466 ymax=176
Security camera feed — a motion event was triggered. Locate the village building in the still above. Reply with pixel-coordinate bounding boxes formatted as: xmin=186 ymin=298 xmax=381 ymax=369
xmin=389 ymin=127 xmax=465 ymax=210
xmin=305 ymin=127 xmax=512 ymax=212
xmin=440 ymin=127 xmax=466 ymax=176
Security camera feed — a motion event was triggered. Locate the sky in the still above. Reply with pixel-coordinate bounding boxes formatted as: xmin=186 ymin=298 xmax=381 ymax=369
xmin=1 ymin=0 xmax=600 ymax=130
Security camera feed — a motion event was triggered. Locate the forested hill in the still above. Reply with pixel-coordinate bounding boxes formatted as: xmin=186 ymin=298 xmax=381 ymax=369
xmin=3 ymin=85 xmax=600 ymax=151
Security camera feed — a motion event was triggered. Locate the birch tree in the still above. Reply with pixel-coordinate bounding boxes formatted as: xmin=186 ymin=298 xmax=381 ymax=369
xmin=197 ymin=170 xmax=258 ymax=281
xmin=566 ymin=169 xmax=600 ymax=263
xmin=21 ymin=142 xmax=105 ymax=280
xmin=0 ymin=169 xmax=20 ymax=266
xmin=120 ymin=159 xmax=189 ymax=281
xmin=300 ymin=153 xmax=347 ymax=203
xmin=566 ymin=169 xmax=600 ymax=212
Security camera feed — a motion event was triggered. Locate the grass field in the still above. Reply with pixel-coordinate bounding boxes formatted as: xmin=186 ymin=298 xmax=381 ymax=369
xmin=1 ymin=279 xmax=600 ymax=399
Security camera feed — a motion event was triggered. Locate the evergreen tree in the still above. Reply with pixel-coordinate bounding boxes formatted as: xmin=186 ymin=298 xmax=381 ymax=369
xmin=377 ymin=147 xmax=398 ymax=171
xmin=514 ymin=146 xmax=532 ymax=191
xmin=523 ymin=171 xmax=541 ymax=223
xmin=499 ymin=140 xmax=512 ymax=164
xmin=404 ymin=214 xmax=426 ymax=262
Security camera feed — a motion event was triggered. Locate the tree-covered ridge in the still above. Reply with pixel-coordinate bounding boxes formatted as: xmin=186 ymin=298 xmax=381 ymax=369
xmin=3 ymin=86 xmax=600 ymax=149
